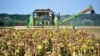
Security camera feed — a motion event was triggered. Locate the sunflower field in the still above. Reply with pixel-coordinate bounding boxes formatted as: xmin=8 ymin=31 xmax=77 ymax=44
xmin=0 ymin=28 xmax=100 ymax=56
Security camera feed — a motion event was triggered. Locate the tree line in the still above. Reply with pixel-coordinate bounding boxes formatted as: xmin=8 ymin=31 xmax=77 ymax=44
xmin=0 ymin=13 xmax=100 ymax=26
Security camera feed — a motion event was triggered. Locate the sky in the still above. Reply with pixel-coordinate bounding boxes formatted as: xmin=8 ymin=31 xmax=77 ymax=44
xmin=0 ymin=0 xmax=100 ymax=15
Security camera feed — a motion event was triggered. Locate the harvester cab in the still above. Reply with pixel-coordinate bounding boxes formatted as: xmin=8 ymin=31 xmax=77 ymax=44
xmin=33 ymin=8 xmax=54 ymax=26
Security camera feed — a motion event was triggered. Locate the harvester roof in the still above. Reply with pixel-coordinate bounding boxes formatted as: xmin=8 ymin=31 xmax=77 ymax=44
xmin=33 ymin=8 xmax=54 ymax=13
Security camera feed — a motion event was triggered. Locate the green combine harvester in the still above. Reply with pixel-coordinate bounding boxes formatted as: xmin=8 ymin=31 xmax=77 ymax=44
xmin=28 ymin=5 xmax=95 ymax=30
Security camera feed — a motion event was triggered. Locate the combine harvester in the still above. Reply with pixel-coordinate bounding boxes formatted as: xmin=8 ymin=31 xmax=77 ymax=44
xmin=15 ymin=5 xmax=95 ymax=29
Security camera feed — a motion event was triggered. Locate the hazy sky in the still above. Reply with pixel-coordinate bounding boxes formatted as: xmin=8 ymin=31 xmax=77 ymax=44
xmin=0 ymin=0 xmax=100 ymax=15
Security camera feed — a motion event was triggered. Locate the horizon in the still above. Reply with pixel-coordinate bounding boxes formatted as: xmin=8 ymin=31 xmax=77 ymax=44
xmin=0 ymin=12 xmax=100 ymax=15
